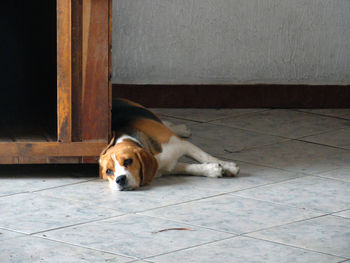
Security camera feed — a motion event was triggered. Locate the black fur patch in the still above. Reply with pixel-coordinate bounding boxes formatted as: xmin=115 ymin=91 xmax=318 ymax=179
xmin=111 ymin=99 xmax=161 ymax=131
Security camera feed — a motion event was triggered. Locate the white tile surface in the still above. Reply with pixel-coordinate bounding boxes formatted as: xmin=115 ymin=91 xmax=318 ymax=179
xmin=233 ymin=176 xmax=350 ymax=212
xmin=302 ymin=128 xmax=350 ymax=150
xmin=0 ymin=229 xmax=25 ymax=241
xmin=212 ymin=109 xmax=350 ymax=139
xmin=229 ymin=140 xmax=350 ymax=174
xmin=189 ymin=123 xmax=286 ymax=156
xmin=0 ymin=236 xmax=133 ymax=263
xmin=37 ymin=214 xmax=233 ymax=258
xmin=249 ymin=215 xmax=350 ymax=258
xmin=1 ymin=108 xmax=350 ymax=262
xmin=0 ymin=193 xmax=122 ymax=234
xmin=318 ymin=167 xmax=350 ymax=182
xmin=149 ymin=236 xmax=343 ymax=263
xmin=141 ymin=195 xmax=321 ymax=234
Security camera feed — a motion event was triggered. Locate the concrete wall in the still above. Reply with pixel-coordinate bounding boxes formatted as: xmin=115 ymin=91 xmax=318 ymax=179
xmin=112 ymin=0 xmax=350 ymax=85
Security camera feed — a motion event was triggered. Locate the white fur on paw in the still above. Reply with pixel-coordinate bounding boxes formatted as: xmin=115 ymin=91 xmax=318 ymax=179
xmin=205 ymin=163 xmax=224 ymax=178
xmin=221 ymin=162 xmax=240 ymax=176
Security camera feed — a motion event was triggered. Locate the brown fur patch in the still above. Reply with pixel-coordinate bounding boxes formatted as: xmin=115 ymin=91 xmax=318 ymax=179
xmin=132 ymin=118 xmax=174 ymax=145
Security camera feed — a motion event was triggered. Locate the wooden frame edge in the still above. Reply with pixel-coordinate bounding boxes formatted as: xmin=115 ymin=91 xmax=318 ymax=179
xmin=57 ymin=0 xmax=72 ymax=142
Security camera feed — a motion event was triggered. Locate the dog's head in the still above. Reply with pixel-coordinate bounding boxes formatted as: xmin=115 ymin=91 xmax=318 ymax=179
xmin=99 ymin=138 xmax=158 ymax=190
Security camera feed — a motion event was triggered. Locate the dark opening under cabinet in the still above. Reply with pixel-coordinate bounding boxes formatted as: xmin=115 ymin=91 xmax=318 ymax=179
xmin=0 ymin=0 xmax=112 ymax=164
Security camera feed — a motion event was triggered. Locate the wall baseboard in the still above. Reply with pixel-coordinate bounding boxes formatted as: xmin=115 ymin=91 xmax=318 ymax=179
xmin=112 ymin=84 xmax=350 ymax=108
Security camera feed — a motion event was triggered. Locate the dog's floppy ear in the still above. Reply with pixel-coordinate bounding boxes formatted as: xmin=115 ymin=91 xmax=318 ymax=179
xmin=134 ymin=148 xmax=158 ymax=186
xmin=100 ymin=132 xmax=116 ymax=158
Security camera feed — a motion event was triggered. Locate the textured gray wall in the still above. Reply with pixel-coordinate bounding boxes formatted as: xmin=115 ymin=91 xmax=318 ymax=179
xmin=112 ymin=0 xmax=350 ymax=85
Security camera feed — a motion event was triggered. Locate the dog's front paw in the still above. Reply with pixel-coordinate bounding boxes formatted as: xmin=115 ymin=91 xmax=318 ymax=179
xmin=206 ymin=163 xmax=224 ymax=178
xmin=220 ymin=162 xmax=240 ymax=176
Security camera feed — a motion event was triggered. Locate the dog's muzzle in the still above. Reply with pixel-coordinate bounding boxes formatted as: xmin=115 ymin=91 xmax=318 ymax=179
xmin=116 ymin=175 xmax=127 ymax=187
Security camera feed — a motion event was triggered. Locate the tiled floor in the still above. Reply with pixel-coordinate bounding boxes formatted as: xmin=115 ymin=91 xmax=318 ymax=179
xmin=1 ymin=108 xmax=350 ymax=262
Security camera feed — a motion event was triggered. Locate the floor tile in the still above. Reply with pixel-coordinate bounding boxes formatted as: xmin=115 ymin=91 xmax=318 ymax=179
xmin=141 ymin=195 xmax=321 ymax=234
xmin=0 ymin=176 xmax=92 ymax=197
xmin=0 ymin=229 xmax=25 ymax=241
xmin=0 ymin=193 xmax=122 ymax=234
xmin=318 ymin=167 xmax=350 ymax=183
xmin=0 ymin=236 xmax=132 ymax=263
xmin=333 ymin=210 xmax=350 ymax=219
xmin=229 ymin=140 xmax=350 ymax=174
xmin=149 ymin=236 xmax=342 ymax=263
xmin=179 ymin=161 xmax=305 ymax=193
xmin=37 ymin=214 xmax=232 ymax=258
xmin=0 ymin=165 xmax=96 ymax=197
xmin=211 ymin=109 xmax=350 ymax=139
xmin=151 ymin=108 xmax=264 ymax=122
xmin=298 ymin=109 xmax=350 ymax=120
xmin=188 ymin=123 xmax=286 ymax=156
xmin=39 ymin=179 xmax=220 ymax=213
xmin=38 ymin=179 xmax=169 ymax=213
xmin=302 ymin=128 xmax=350 ymax=150
xmin=249 ymin=215 xmax=350 ymax=258
xmin=233 ymin=176 xmax=350 ymax=212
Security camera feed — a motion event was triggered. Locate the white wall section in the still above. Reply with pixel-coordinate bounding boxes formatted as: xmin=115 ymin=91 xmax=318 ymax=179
xmin=112 ymin=0 xmax=350 ymax=84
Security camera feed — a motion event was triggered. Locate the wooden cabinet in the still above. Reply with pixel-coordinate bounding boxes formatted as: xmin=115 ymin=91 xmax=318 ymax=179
xmin=0 ymin=0 xmax=112 ymax=164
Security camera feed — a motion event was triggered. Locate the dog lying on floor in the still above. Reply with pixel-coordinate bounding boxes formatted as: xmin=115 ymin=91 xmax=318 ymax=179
xmin=99 ymin=99 xmax=239 ymax=190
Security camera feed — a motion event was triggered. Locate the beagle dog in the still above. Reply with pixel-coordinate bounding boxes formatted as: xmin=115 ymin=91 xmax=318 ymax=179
xmin=99 ymin=99 xmax=239 ymax=190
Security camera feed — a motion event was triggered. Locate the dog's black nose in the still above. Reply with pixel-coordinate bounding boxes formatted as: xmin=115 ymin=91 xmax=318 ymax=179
xmin=116 ymin=175 xmax=127 ymax=186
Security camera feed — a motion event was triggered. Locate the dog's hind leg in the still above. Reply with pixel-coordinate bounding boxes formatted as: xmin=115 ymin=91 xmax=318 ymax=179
xmin=167 ymin=162 xmax=225 ymax=178
xmin=180 ymin=140 xmax=240 ymax=176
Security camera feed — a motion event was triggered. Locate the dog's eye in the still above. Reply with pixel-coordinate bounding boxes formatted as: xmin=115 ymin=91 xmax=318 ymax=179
xmin=106 ymin=169 xmax=114 ymax=176
xmin=123 ymin=158 xmax=133 ymax=167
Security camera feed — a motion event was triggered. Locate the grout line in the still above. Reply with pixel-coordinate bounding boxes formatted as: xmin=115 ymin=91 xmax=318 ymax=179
xmin=195 ymin=121 xmax=293 ymax=141
xmin=0 ymin=227 xmax=30 ymax=236
xmin=133 ymin=193 xmax=229 ymax=214
xmin=292 ymin=109 xmax=350 ymax=121
xmin=295 ymin=138 xmax=350 ymax=152
xmin=330 ymin=208 xmax=350 ymax=214
xmin=31 ymin=178 xmax=98 ymax=193
xmin=228 ymin=191 xmax=327 ymax=214
xmin=242 ymin=213 xmax=336 ymax=237
xmin=313 ymin=174 xmax=350 ymax=184
xmin=221 ymin=138 xmax=292 ymax=155
xmin=329 ymin=213 xmax=350 ymax=220
xmin=143 ymin=236 xmax=237 ymax=260
xmin=33 ymin=234 xmax=140 ymax=261
xmin=159 ymin=115 xmax=204 ymax=123
xmin=31 ymin=191 xmax=125 ymax=214
xmin=242 ymin=235 xmax=349 ymax=260
xmin=218 ymin=155 xmax=305 ymax=174
xmin=30 ymin=214 xmax=126 ymax=236
xmin=204 ymin=118 xmax=350 ymax=153
xmin=157 ymin=109 xmax=270 ymax=124
xmin=221 ymin=157 xmax=313 ymax=175
xmin=226 ymin=158 xmax=350 ymax=185
xmin=0 ymin=191 xmax=30 ymax=198
xmin=227 ymin=175 xmax=313 ymax=194
xmin=295 ymin=127 xmax=350 ymax=140
xmin=137 ymin=197 xmax=334 ymax=239
xmin=209 ymin=155 xmax=350 ymax=185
